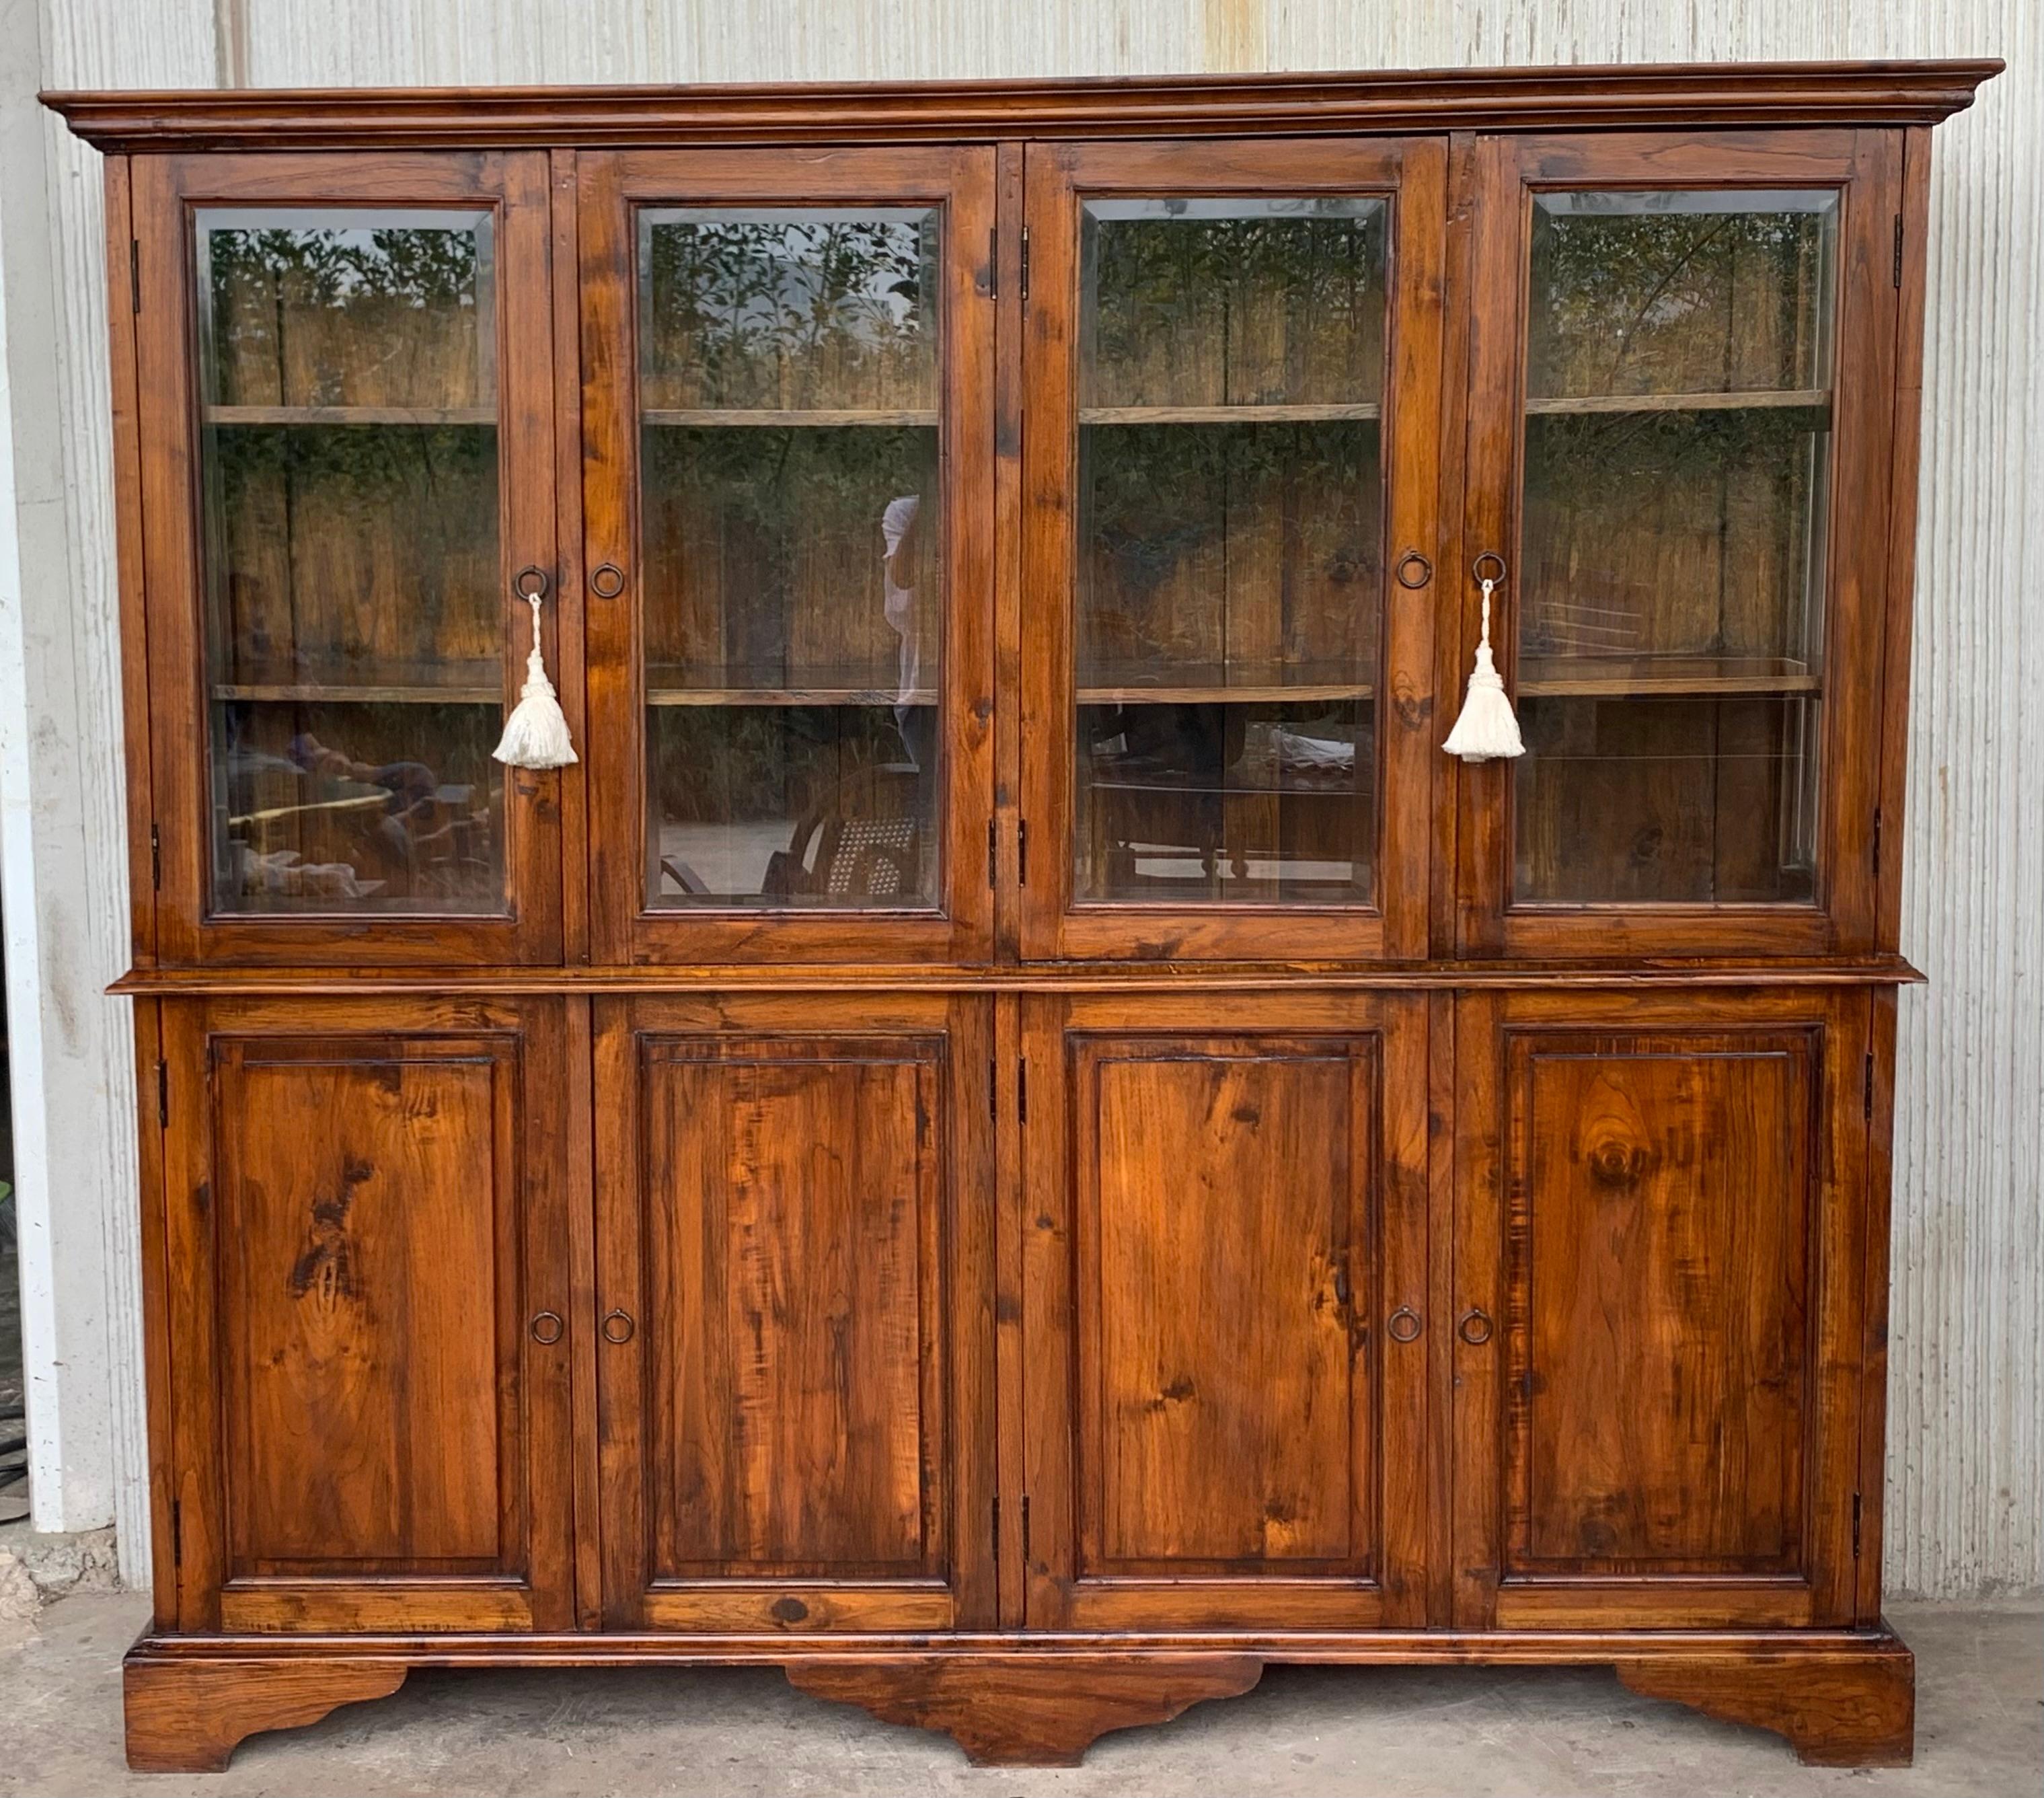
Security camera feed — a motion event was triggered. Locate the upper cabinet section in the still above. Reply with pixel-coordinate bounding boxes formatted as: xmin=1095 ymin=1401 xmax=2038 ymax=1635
xmin=1020 ymin=139 xmax=1444 ymax=962
xmin=133 ymin=152 xmax=563 ymax=966
xmin=1455 ymin=130 xmax=1903 ymax=959
xmin=579 ymin=147 xmax=994 ymax=965
xmin=74 ymin=67 xmax=1993 ymax=971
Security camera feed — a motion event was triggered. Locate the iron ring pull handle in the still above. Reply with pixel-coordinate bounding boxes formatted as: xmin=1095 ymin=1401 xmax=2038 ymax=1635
xmin=1394 ymin=550 xmax=1433 ymax=590
xmin=590 ymin=562 xmax=626 ymax=599
xmin=1386 ymin=1306 xmax=1423 ymax=1343
xmin=513 ymin=564 xmax=551 ymax=601
xmin=1472 ymin=551 xmax=1507 ymax=587
xmin=1458 ymin=1307 xmax=1494 ymax=1347
xmin=601 ymin=1308 xmax=636 ymax=1345
xmin=529 ymin=1311 xmax=564 ymax=1346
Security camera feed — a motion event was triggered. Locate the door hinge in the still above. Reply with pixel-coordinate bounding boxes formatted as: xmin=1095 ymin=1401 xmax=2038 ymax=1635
xmin=991 ymin=1493 xmax=1000 ymax=1564
xmin=987 ymin=226 xmax=997 ymax=301
xmin=149 ymin=821 xmax=161 ymax=891
xmin=1019 ymin=226 xmax=1030 ymax=302
xmin=156 ymin=1057 xmax=169 ymax=1129
xmin=170 ymin=1499 xmax=182 ymax=1571
xmin=1016 ymin=818 xmax=1028 ymax=887
xmin=1864 ymin=1051 xmax=1877 ymax=1123
xmin=1852 ymin=1491 xmax=1864 ymax=1557
xmin=129 ymin=239 xmax=141 ymax=313
xmin=988 ymin=1057 xmax=998 ymax=1121
xmin=1020 ymin=1493 xmax=1032 ymax=1567
xmin=988 ymin=817 xmax=997 ymax=888
xmin=1893 ymin=213 xmax=1905 ymax=288
xmin=1016 ymin=1057 xmax=1028 ymax=1125
xmin=1871 ymin=807 xmax=1882 ymax=880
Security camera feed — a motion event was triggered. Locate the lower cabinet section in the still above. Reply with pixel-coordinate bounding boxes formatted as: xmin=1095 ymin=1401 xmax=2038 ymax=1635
xmin=139 ymin=980 xmax=1897 ymax=1767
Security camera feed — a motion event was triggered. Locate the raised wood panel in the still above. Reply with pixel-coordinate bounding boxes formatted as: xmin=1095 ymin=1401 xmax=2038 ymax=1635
xmin=595 ymin=993 xmax=993 ymax=1631
xmin=1452 ymin=988 xmax=1870 ymax=1630
xmin=159 ymin=996 xmax=574 ymax=1633
xmin=1023 ymin=991 xmax=1429 ymax=1629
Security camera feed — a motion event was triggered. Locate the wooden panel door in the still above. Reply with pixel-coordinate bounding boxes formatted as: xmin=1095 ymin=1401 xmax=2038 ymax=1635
xmin=580 ymin=148 xmax=995 ymax=964
xmin=595 ymin=992 xmax=993 ymax=1630
xmin=1454 ymin=130 xmax=1901 ymax=958
xmin=133 ymin=151 xmax=566 ymax=965
xmin=1021 ymin=991 xmax=1430 ymax=1628
xmin=1018 ymin=138 xmax=1445 ymax=961
xmin=1452 ymin=987 xmax=1874 ymax=1628
xmin=158 ymin=996 xmax=574 ymax=1633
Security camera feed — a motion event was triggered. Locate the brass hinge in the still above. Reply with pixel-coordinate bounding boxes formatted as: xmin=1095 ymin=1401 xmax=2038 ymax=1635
xmin=1016 ymin=1057 xmax=1028 ymax=1126
xmin=1872 ymin=807 xmax=1882 ymax=880
xmin=1864 ymin=1051 xmax=1876 ymax=1123
xmin=988 ymin=1057 xmax=998 ymax=1121
xmin=987 ymin=817 xmax=997 ymax=888
xmin=157 ymin=1057 xmax=169 ymax=1129
xmin=1019 ymin=226 xmax=1030 ymax=302
xmin=130 ymin=239 xmax=141 ymax=313
xmin=1016 ymin=818 xmax=1028 ymax=887
xmin=150 ymin=821 xmax=161 ymax=891
xmin=1852 ymin=1491 xmax=1864 ymax=1557
xmin=986 ymin=226 xmax=997 ymax=302
xmin=1893 ymin=214 xmax=1904 ymax=289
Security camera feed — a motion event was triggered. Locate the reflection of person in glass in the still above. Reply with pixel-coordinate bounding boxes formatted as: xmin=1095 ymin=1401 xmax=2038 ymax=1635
xmin=881 ymin=493 xmax=934 ymax=772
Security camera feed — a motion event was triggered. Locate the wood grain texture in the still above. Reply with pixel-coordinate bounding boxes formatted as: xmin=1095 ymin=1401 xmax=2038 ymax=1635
xmin=786 ymin=1653 xmax=1265 ymax=1766
xmin=1617 ymin=1635 xmax=1914 ymax=1766
xmin=124 ymin=1650 xmax=408 ymax=1773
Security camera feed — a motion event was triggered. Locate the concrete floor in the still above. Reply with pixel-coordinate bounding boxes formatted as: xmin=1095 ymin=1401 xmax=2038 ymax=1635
xmin=1 ymin=1596 xmax=2036 ymax=1797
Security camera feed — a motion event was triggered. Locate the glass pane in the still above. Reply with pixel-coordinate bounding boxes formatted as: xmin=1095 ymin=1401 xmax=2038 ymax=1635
xmin=639 ymin=208 xmax=940 ymax=909
xmin=1514 ymin=190 xmax=1837 ymax=906
xmin=1075 ymin=196 xmax=1385 ymax=905
xmin=197 ymin=209 xmax=505 ymax=915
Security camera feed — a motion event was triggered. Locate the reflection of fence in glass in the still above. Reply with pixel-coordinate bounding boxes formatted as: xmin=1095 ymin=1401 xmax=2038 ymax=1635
xmin=638 ymin=210 xmax=938 ymax=412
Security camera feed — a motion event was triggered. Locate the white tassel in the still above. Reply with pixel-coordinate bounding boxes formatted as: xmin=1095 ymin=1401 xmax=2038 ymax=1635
xmin=1441 ymin=572 xmax=1524 ymax=763
xmin=492 ymin=586 xmax=578 ymax=770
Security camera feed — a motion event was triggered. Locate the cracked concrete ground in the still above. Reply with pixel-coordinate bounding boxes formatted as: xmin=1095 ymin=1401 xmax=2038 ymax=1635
xmin=0 ymin=1595 xmax=2036 ymax=1796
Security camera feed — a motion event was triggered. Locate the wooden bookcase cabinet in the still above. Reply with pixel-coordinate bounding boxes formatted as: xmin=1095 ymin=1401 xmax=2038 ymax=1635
xmin=50 ymin=59 xmax=1994 ymax=1774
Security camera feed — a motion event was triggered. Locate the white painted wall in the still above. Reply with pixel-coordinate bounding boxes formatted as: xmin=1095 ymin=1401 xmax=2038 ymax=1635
xmin=5 ymin=0 xmax=2035 ymax=1596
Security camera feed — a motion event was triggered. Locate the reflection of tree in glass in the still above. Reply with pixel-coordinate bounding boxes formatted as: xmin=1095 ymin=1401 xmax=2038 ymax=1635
xmin=1086 ymin=209 xmax=1384 ymax=407
xmin=643 ymin=217 xmax=935 ymax=410
xmin=1529 ymin=209 xmax=1827 ymax=397
xmin=206 ymin=225 xmax=482 ymax=408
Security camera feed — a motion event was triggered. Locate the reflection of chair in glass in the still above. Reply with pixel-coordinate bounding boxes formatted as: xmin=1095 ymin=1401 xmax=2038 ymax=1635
xmin=661 ymin=761 xmax=924 ymax=902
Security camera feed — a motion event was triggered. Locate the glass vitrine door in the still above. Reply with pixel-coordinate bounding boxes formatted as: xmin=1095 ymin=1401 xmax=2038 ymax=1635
xmin=135 ymin=153 xmax=564 ymax=965
xmin=1458 ymin=131 xmax=1901 ymax=957
xmin=580 ymin=149 xmax=994 ymax=965
xmin=1019 ymin=140 xmax=1443 ymax=961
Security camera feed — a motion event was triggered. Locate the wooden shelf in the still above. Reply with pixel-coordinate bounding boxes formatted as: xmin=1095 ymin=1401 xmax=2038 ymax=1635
xmin=641 ymin=408 xmax=937 ymax=428
xmin=204 ymin=404 xmax=495 ymax=426
xmin=1080 ymin=402 xmax=1380 ymax=425
xmin=648 ymin=687 xmax=936 ymax=708
xmin=213 ymin=682 xmax=500 ymax=705
xmin=1080 ymin=683 xmax=1373 ymax=705
xmin=1518 ymin=656 xmax=1821 ymax=698
xmin=1524 ymin=387 xmax=1830 ymax=417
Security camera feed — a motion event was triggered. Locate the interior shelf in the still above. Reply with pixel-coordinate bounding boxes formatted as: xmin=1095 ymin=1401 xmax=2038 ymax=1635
xmin=1523 ymin=387 xmax=1830 ymax=416
xmin=640 ymin=407 xmax=938 ymax=428
xmin=646 ymin=686 xmax=937 ymax=708
xmin=1079 ymin=402 xmax=1381 ymax=425
xmin=204 ymin=404 xmax=496 ymax=426
xmin=213 ymin=681 xmax=500 ymax=705
xmin=1517 ymin=655 xmax=1821 ymax=698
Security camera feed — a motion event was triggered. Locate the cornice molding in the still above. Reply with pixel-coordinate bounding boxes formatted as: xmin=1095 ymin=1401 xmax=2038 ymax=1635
xmin=44 ymin=60 xmax=2002 ymax=153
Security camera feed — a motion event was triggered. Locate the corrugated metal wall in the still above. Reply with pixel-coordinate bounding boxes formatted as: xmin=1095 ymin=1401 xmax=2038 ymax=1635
xmin=37 ymin=1 xmax=2039 ymax=1596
